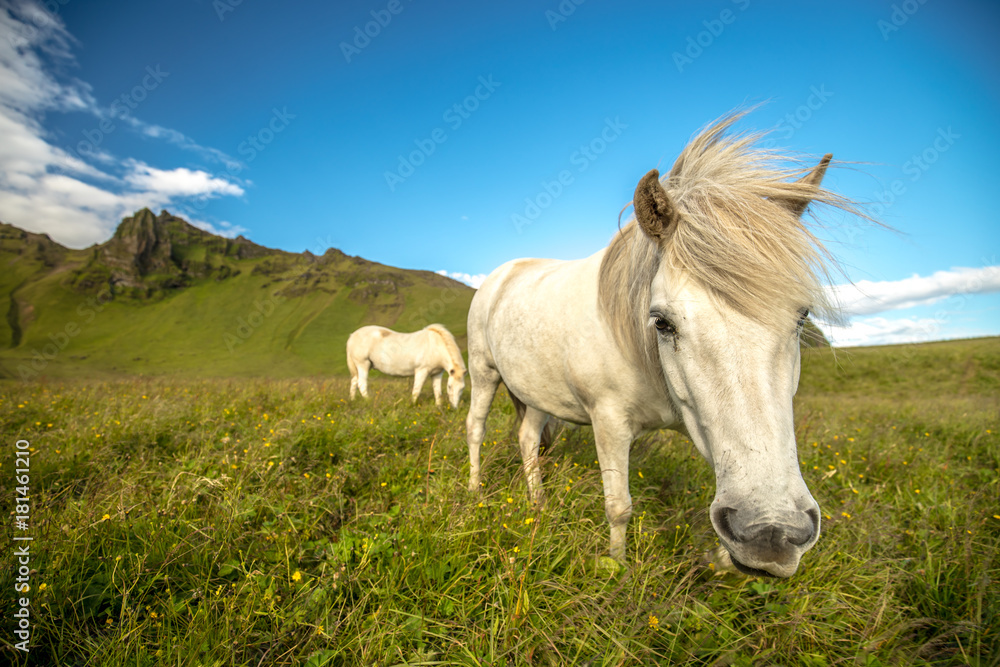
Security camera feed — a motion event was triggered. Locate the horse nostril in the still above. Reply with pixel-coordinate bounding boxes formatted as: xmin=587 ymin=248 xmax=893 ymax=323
xmin=711 ymin=506 xmax=744 ymax=544
xmin=807 ymin=507 xmax=820 ymax=530
xmin=786 ymin=508 xmax=820 ymax=546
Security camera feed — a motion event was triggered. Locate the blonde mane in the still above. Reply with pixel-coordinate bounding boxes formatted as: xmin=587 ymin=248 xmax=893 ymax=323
xmin=599 ymin=111 xmax=861 ymax=365
xmin=424 ymin=324 xmax=466 ymax=373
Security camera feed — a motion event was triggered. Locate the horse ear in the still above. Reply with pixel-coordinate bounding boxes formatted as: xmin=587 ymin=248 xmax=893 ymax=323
xmin=633 ymin=169 xmax=679 ymax=240
xmin=775 ymin=154 xmax=832 ymax=218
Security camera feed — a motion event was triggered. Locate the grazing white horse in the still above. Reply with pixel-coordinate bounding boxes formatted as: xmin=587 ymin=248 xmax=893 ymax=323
xmin=466 ymin=114 xmax=861 ymax=577
xmin=347 ymin=324 xmax=466 ymax=408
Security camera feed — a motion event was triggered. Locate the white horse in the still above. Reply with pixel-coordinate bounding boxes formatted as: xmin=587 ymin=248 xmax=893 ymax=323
xmin=466 ymin=114 xmax=860 ymax=577
xmin=347 ymin=324 xmax=466 ymax=408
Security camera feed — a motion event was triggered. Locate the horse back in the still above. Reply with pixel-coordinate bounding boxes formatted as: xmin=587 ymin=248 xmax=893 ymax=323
xmin=470 ymin=253 xmax=617 ymax=422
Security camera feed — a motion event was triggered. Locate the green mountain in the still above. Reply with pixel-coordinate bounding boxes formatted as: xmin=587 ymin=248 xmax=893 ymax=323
xmin=0 ymin=209 xmax=473 ymax=379
xmin=0 ymin=209 xmax=831 ymax=380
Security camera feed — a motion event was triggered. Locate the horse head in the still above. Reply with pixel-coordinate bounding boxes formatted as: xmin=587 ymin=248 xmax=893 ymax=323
xmin=447 ymin=367 xmax=466 ymax=409
xmin=632 ymin=155 xmax=832 ymax=577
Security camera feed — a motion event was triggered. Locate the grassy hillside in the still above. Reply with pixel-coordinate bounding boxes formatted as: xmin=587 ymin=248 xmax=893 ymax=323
xmin=0 ymin=211 xmax=473 ymax=380
xmin=800 ymin=336 xmax=999 ymax=398
xmin=1 ymin=337 xmax=996 ymax=665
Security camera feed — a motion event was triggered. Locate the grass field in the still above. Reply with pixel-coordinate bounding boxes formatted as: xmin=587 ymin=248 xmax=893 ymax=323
xmin=1 ymin=337 xmax=998 ymax=665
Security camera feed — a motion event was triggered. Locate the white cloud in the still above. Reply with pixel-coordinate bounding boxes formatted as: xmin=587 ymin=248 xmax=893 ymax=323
xmin=123 ymin=161 xmax=244 ymax=198
xmin=135 ymin=121 xmax=243 ymax=169
xmin=0 ymin=1 xmax=244 ymax=248
xmin=436 ymin=270 xmax=486 ymax=289
xmin=0 ymin=3 xmax=88 ymax=113
xmin=827 ymin=266 xmax=1000 ymax=316
xmin=822 ymin=316 xmax=950 ymax=347
xmin=816 ymin=267 xmax=1000 ymax=346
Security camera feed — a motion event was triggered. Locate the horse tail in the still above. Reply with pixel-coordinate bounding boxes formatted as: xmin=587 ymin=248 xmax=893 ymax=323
xmin=345 ymin=333 xmax=359 ymax=379
xmin=508 ymin=389 xmax=555 ymax=456
xmin=346 ymin=348 xmax=358 ymax=379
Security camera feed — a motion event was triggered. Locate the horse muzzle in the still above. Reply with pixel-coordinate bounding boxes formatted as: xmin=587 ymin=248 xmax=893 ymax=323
xmin=710 ymin=502 xmax=821 ymax=578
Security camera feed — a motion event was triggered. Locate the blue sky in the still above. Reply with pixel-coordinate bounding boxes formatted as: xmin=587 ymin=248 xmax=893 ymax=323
xmin=1 ymin=0 xmax=998 ymax=346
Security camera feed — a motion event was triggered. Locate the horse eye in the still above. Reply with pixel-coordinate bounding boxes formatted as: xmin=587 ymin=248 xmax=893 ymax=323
xmin=797 ymin=308 xmax=810 ymax=328
xmin=654 ymin=317 xmax=676 ymax=335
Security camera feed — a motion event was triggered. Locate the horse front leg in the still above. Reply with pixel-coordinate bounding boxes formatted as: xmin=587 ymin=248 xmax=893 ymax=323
xmin=592 ymin=412 xmax=634 ymax=562
xmin=431 ymin=372 xmax=443 ymax=406
xmin=411 ymin=368 xmax=430 ymax=404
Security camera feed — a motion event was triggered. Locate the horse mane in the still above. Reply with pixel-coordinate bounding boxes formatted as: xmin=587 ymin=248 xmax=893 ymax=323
xmin=598 ymin=111 xmax=863 ymax=366
xmin=424 ymin=324 xmax=466 ymax=373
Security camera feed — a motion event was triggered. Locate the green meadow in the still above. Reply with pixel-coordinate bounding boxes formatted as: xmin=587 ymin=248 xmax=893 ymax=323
xmin=1 ymin=337 xmax=998 ymax=665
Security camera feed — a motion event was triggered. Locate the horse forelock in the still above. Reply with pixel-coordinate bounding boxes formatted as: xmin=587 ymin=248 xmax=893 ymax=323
xmin=599 ymin=111 xmax=863 ymax=365
xmin=424 ymin=324 xmax=466 ymax=373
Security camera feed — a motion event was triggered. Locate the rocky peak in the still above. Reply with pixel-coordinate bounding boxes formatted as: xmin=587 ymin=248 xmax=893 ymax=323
xmin=108 ymin=208 xmax=173 ymax=275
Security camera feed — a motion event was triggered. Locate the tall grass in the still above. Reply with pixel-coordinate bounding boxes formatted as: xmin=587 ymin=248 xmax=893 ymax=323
xmin=1 ymin=338 xmax=998 ymax=665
